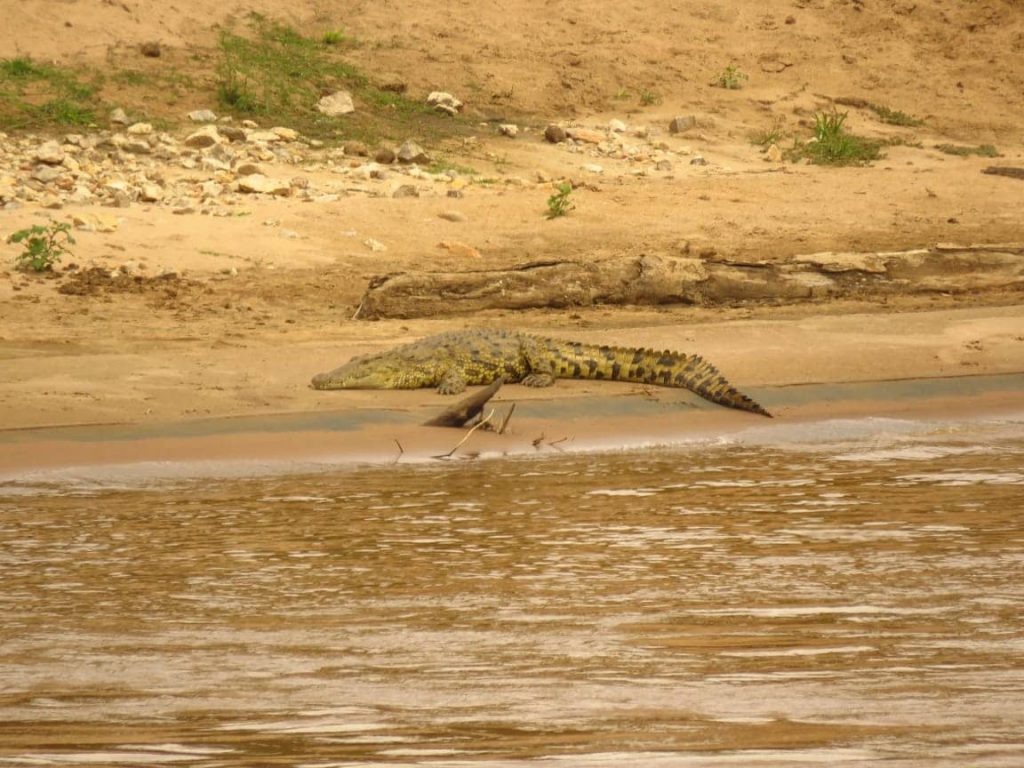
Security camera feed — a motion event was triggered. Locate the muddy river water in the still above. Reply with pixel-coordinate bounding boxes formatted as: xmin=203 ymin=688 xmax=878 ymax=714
xmin=1 ymin=414 xmax=1023 ymax=766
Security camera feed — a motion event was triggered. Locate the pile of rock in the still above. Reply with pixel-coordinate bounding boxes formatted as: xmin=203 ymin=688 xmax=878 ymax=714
xmin=541 ymin=117 xmax=694 ymax=175
xmin=0 ymin=117 xmax=468 ymax=218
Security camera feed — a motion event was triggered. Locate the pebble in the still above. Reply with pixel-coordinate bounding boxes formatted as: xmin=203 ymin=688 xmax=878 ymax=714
xmin=363 ymin=238 xmax=387 ymax=252
xmin=438 ymin=210 xmax=466 ymax=222
xmin=499 ymin=124 xmax=519 ymax=138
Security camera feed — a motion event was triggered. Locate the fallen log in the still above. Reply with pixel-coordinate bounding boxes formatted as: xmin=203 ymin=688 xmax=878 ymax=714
xmin=354 ymin=247 xmax=1024 ymax=319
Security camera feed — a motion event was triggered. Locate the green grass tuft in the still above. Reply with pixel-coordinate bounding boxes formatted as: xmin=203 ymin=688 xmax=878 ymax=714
xmin=786 ymin=110 xmax=884 ymax=166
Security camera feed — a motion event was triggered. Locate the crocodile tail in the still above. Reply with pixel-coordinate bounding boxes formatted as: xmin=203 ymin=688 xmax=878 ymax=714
xmin=541 ymin=340 xmax=771 ymax=417
xmin=672 ymin=353 xmax=772 ymax=417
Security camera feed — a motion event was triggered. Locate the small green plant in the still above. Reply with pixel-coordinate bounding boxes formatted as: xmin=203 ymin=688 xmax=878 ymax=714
xmin=8 ymin=222 xmax=75 ymax=273
xmin=613 ymin=88 xmax=631 ymax=101
xmin=715 ymin=64 xmax=748 ymax=90
xmin=320 ymin=30 xmax=351 ymax=46
xmin=545 ymin=182 xmax=575 ymax=220
xmin=786 ymin=110 xmax=883 ymax=166
xmin=639 ymin=89 xmax=662 ymax=106
xmin=935 ymin=143 xmax=1000 ymax=158
xmin=751 ymin=120 xmax=785 ymax=148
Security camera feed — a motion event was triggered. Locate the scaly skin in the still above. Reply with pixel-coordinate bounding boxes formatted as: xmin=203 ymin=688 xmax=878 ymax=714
xmin=311 ymin=329 xmax=771 ymax=417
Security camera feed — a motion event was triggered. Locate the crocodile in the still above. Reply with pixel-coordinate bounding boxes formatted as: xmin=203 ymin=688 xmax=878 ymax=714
xmin=312 ymin=329 xmax=771 ymax=417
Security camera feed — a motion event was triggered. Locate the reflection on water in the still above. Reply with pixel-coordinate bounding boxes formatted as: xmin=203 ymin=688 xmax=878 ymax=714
xmin=1 ymin=419 xmax=1024 ymax=766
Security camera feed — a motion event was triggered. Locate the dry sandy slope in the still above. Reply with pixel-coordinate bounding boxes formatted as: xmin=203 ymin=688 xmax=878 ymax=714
xmin=1 ymin=1 xmax=1023 ymax=438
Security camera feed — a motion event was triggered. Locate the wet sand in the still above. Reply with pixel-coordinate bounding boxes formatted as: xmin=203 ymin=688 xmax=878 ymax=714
xmin=3 ymin=372 xmax=1022 ymax=482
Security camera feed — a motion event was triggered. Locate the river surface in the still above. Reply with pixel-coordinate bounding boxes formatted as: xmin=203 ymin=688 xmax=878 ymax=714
xmin=2 ymin=415 xmax=1023 ymax=767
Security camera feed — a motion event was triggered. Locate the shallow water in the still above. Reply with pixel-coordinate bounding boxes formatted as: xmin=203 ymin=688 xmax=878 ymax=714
xmin=2 ymin=417 xmax=1024 ymax=767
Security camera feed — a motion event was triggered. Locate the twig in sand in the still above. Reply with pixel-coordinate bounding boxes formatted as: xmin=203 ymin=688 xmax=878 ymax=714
xmin=496 ymin=402 xmax=516 ymax=435
xmin=432 ymin=409 xmax=495 ymax=460
xmin=392 ymin=439 xmax=404 ymax=464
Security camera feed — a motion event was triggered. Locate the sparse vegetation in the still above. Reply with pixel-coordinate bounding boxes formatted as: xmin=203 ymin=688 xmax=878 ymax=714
xmin=869 ymin=103 xmax=924 ymax=127
xmin=214 ymin=14 xmax=456 ymax=142
xmin=320 ymin=29 xmax=354 ymax=46
xmin=427 ymin=159 xmax=477 ymax=176
xmin=639 ymin=89 xmax=662 ymax=106
xmin=786 ymin=110 xmax=884 ymax=166
xmin=935 ymin=143 xmax=1000 ymax=157
xmin=8 ymin=222 xmax=75 ymax=273
xmin=0 ymin=56 xmax=102 ymax=130
xmin=714 ymin=64 xmax=748 ymax=90
xmin=545 ymin=182 xmax=575 ymax=219
xmin=751 ymin=121 xmax=785 ymax=148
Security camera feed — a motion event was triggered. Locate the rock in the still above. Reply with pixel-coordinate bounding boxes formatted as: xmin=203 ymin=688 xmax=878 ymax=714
xmin=378 ymin=73 xmax=407 ymax=93
xmin=392 ymin=184 xmax=420 ymax=198
xmin=217 ymin=125 xmax=247 ymax=142
xmin=40 ymin=194 xmax=63 ymax=209
xmin=343 ymin=140 xmax=369 ymax=157
xmin=669 ymin=115 xmax=697 ymax=134
xmin=566 ymin=127 xmax=604 ymax=144
xmin=246 ymin=130 xmax=280 ymax=144
xmin=140 ymin=183 xmax=164 ymax=202
xmin=427 ymin=91 xmax=463 ymax=116
xmin=139 ymin=41 xmax=161 ymax=57
xmin=765 ymin=143 xmax=784 ymax=162
xmin=72 ymin=212 xmax=120 ymax=232
xmin=544 ymin=124 xmax=567 ymax=143
xmin=690 ymin=156 xmax=709 ymax=166
xmin=123 ymin=140 xmax=153 ymax=155
xmin=499 ymin=123 xmax=519 ymax=138
xmin=236 ymin=174 xmax=291 ymax=195
xmin=272 ymin=126 xmax=299 ymax=142
xmin=188 ymin=109 xmax=217 ymax=123
xmin=363 ymin=238 xmax=387 ymax=252
xmin=397 ymin=140 xmax=429 ymax=164
xmin=374 ymin=147 xmax=396 ymax=164
xmin=655 ymin=159 xmax=673 ymax=172
xmin=609 ymin=119 xmax=627 ymax=133
xmin=184 ymin=125 xmax=220 ymax=149
xmin=437 ymin=240 xmax=481 ymax=258
xmin=31 ymin=165 xmax=64 ymax=183
xmin=317 ymin=90 xmax=355 ymax=116
xmin=127 ymin=122 xmax=153 ymax=135
xmin=583 ymin=163 xmax=604 ymax=174
xmin=235 ymin=162 xmax=262 ymax=176
xmin=34 ymin=141 xmax=66 ymax=165
xmin=110 ymin=108 xmax=130 ymax=125
xmin=438 ymin=210 xmax=466 ymax=222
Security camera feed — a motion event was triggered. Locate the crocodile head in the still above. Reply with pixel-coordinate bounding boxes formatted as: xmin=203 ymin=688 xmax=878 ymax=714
xmin=310 ymin=353 xmax=433 ymax=390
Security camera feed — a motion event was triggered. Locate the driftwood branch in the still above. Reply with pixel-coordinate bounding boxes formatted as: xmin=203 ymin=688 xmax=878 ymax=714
xmin=432 ymin=409 xmax=495 ymax=459
xmin=422 ymin=378 xmax=504 ymax=427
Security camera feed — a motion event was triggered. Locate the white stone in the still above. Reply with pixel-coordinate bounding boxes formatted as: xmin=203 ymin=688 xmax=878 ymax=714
xmin=427 ymin=91 xmax=463 ymax=115
xmin=609 ymin=118 xmax=627 ymax=132
xmin=188 ymin=109 xmax=218 ymax=122
xmin=498 ymin=123 xmax=519 ymax=138
xmin=140 ymin=183 xmax=164 ymax=202
xmin=363 ymin=238 xmax=387 ymax=252
xmin=317 ymin=90 xmax=355 ymax=116
xmin=127 ymin=122 xmax=154 ymax=135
